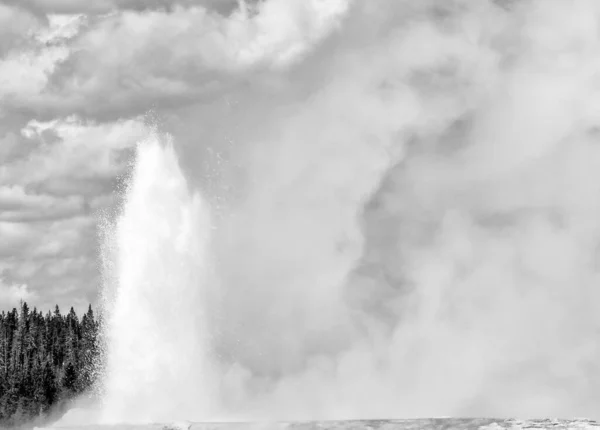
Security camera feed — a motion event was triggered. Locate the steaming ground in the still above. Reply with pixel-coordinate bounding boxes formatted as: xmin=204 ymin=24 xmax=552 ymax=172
xmin=39 ymin=418 xmax=600 ymax=430
xmin=40 ymin=0 xmax=600 ymax=426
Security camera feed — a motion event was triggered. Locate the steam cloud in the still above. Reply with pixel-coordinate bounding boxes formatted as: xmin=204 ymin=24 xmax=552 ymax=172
xmin=93 ymin=0 xmax=600 ymax=423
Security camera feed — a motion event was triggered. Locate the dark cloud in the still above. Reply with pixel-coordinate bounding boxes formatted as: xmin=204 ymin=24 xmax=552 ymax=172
xmin=0 ymin=185 xmax=85 ymax=222
xmin=0 ymin=4 xmax=44 ymax=56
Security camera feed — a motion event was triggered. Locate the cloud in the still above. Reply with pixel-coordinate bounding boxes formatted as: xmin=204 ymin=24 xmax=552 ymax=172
xmin=0 ymin=185 xmax=84 ymax=222
xmin=0 ymin=215 xmax=100 ymax=312
xmin=0 ymin=4 xmax=46 ymax=56
xmin=0 ymin=114 xmax=147 ymax=313
xmin=0 ymin=279 xmax=37 ymax=309
xmin=0 ymin=9 xmax=150 ymax=312
xmin=0 ymin=222 xmax=35 ymax=260
xmin=0 ymin=14 xmax=73 ymax=105
xmin=2 ymin=117 xmax=146 ymax=195
xmin=2 ymin=0 xmax=241 ymax=16
xmin=2 ymin=0 xmax=349 ymax=120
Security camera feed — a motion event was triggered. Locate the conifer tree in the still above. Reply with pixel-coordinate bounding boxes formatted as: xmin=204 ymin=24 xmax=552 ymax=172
xmin=0 ymin=302 xmax=101 ymax=427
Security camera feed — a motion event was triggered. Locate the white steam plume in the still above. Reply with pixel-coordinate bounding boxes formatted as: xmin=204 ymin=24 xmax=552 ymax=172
xmin=96 ymin=0 xmax=600 ymax=423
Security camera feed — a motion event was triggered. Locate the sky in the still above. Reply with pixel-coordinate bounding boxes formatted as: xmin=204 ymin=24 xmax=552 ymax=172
xmin=0 ymin=0 xmax=244 ymax=313
xmin=0 ymin=0 xmax=349 ymax=314
xmin=3 ymin=0 xmax=600 ymax=420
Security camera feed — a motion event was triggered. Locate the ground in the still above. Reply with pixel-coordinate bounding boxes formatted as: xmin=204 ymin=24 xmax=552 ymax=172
xmin=38 ymin=418 xmax=600 ymax=430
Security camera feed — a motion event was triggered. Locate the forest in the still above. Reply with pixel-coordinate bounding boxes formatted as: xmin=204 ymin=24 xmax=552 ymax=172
xmin=0 ymin=301 xmax=100 ymax=428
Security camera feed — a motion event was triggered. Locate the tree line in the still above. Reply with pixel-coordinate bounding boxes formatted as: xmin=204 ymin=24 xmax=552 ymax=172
xmin=0 ymin=301 xmax=101 ymax=428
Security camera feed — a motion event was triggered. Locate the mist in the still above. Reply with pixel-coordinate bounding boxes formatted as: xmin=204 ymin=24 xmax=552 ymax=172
xmin=96 ymin=0 xmax=600 ymax=423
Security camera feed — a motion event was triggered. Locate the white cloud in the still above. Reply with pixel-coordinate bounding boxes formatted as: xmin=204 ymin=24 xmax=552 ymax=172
xmin=1 ymin=0 xmax=350 ymax=119
xmin=0 ymin=279 xmax=37 ymax=309
xmin=0 ymin=10 xmax=74 ymax=104
xmin=2 ymin=117 xmax=147 ymax=194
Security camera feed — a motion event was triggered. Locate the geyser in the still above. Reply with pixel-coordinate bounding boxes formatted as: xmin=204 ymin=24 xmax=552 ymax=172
xmin=99 ymin=133 xmax=218 ymax=424
xmin=84 ymin=0 xmax=600 ymax=425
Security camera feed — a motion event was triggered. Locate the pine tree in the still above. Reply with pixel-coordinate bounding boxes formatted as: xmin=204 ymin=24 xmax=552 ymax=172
xmin=50 ymin=306 xmax=65 ymax=369
xmin=0 ymin=312 xmax=6 ymax=401
xmin=65 ymin=307 xmax=80 ymax=369
xmin=0 ymin=302 xmax=101 ymax=427
xmin=41 ymin=361 xmax=57 ymax=409
xmin=78 ymin=305 xmax=99 ymax=393
xmin=61 ymin=362 xmax=77 ymax=395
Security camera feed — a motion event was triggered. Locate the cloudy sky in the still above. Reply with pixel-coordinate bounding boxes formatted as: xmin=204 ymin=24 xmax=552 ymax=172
xmin=1 ymin=6 xmax=139 ymax=312
xmin=0 ymin=0 xmax=353 ymax=314
xmin=0 ymin=0 xmax=257 ymax=313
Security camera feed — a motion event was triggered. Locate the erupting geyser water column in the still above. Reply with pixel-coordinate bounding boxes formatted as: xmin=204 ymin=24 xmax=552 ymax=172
xmin=71 ymin=1 xmax=600 ymax=424
xmin=99 ymin=133 xmax=217 ymax=424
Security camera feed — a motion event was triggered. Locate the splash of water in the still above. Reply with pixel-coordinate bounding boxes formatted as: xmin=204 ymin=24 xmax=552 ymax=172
xmin=99 ymin=133 xmax=217 ymax=424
